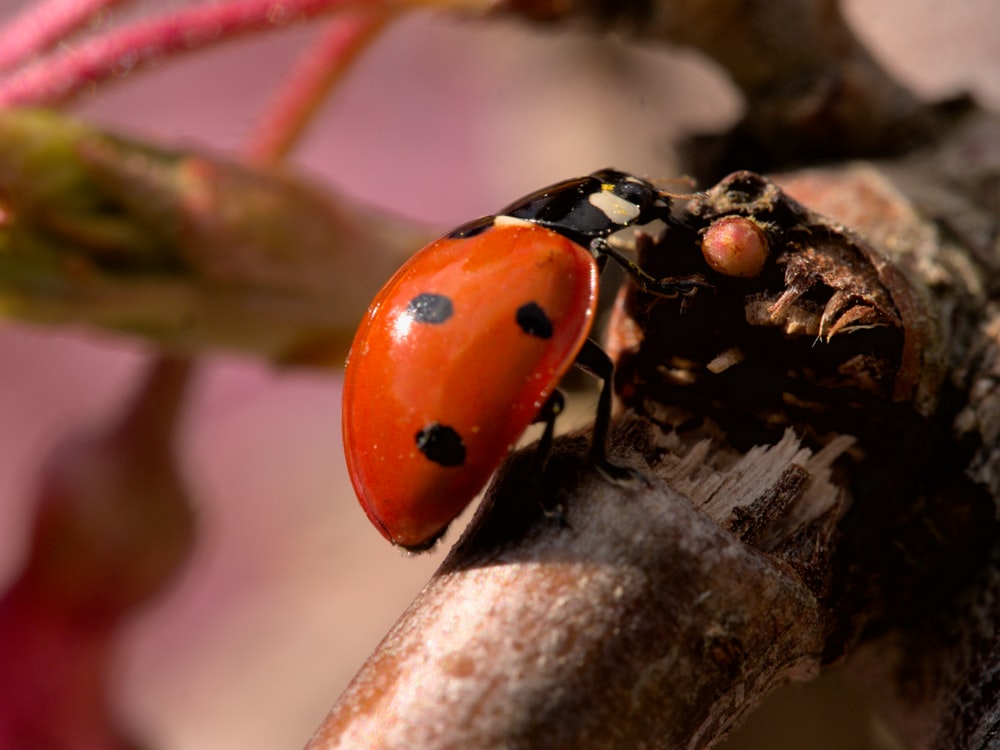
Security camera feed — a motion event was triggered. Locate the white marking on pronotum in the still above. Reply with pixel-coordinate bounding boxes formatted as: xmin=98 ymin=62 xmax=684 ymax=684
xmin=493 ymin=214 xmax=535 ymax=228
xmin=589 ymin=188 xmax=641 ymax=224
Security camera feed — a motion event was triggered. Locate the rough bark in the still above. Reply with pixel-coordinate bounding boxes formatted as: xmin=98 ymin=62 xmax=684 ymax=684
xmin=308 ymin=428 xmax=843 ymax=750
xmin=312 ymin=106 xmax=1000 ymax=748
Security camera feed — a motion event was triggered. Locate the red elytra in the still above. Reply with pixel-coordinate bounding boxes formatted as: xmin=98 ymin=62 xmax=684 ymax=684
xmin=342 ymin=222 xmax=598 ymax=549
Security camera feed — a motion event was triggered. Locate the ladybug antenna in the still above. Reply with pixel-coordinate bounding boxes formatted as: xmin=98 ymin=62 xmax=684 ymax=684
xmin=649 ymin=174 xmax=699 ymax=201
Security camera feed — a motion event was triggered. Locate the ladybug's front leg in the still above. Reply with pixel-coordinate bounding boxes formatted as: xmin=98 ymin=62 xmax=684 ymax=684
xmin=592 ymin=238 xmax=709 ymax=299
xmin=573 ymin=338 xmax=649 ymax=486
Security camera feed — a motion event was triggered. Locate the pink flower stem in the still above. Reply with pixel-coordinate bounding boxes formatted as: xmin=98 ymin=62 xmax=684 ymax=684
xmin=0 ymin=0 xmax=132 ymax=75
xmin=245 ymin=9 xmax=392 ymax=164
xmin=0 ymin=0 xmax=387 ymax=107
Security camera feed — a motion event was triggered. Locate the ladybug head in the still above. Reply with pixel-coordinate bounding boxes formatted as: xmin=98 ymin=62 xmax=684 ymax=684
xmin=589 ymin=169 xmax=671 ymax=225
xmin=500 ymin=169 xmax=672 ymax=247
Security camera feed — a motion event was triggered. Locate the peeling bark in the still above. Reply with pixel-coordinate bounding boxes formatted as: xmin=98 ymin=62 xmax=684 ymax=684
xmin=315 ymin=109 xmax=1000 ymax=749
xmin=309 ymin=428 xmax=844 ymax=750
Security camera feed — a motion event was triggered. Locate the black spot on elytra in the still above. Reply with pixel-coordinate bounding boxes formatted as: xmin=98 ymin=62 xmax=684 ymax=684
xmin=407 ymin=293 xmax=453 ymax=324
xmin=416 ymin=423 xmax=466 ymax=467
xmin=516 ymin=302 xmax=553 ymax=339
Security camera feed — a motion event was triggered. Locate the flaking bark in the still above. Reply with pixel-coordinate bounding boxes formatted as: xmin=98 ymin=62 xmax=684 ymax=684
xmin=314 ymin=109 xmax=1000 ymax=749
xmin=308 ymin=428 xmax=844 ymax=750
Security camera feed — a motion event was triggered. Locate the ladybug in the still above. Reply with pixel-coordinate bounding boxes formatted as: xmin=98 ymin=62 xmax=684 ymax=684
xmin=342 ymin=169 xmax=704 ymax=550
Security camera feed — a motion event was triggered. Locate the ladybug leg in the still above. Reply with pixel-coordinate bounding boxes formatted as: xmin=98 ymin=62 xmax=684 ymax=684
xmin=530 ymin=390 xmax=571 ymax=524
xmin=573 ymin=338 xmax=649 ymax=486
xmin=529 ymin=389 xmax=565 ymax=475
xmin=592 ymin=238 xmax=709 ymax=299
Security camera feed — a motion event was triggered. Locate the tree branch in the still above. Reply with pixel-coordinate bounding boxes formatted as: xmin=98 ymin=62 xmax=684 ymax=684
xmin=491 ymin=0 xmax=941 ymax=170
xmin=309 ymin=427 xmax=847 ymax=749
xmin=315 ymin=108 xmax=1000 ymax=748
